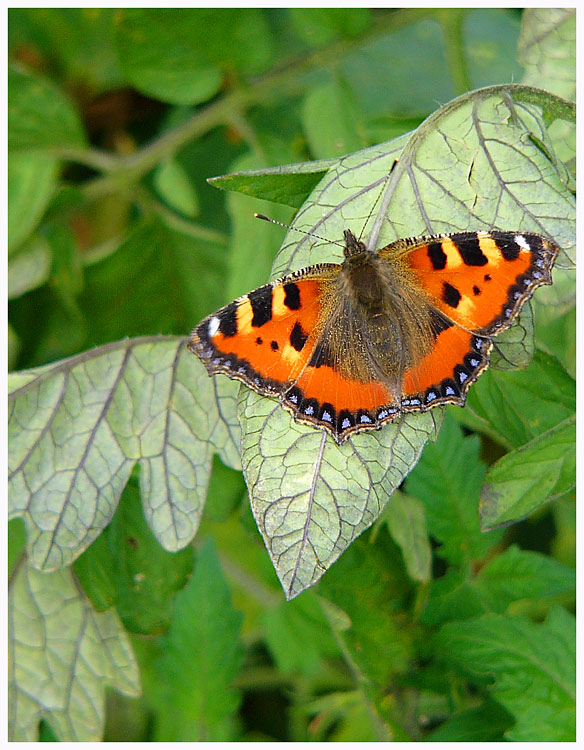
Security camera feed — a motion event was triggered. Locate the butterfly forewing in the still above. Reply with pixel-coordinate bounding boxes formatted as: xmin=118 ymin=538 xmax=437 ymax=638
xmin=189 ymin=266 xmax=339 ymax=397
xmin=394 ymin=230 xmax=558 ymax=335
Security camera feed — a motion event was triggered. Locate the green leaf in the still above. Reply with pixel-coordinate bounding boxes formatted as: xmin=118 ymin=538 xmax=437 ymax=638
xmin=8 ymin=558 xmax=140 ymax=741
xmin=224 ymin=153 xmax=293 ymax=302
xmin=480 ymin=415 xmax=575 ymax=529
xmin=406 ymin=415 xmax=501 ymax=566
xmin=342 ymin=17 xmax=454 ymax=118
xmin=8 ymin=153 xmax=58 ymax=253
xmin=8 ymin=65 xmax=86 ymax=151
xmin=72 ymin=530 xmax=117 ymax=612
xmin=153 ymin=539 xmax=243 ymax=741
xmin=203 ymin=454 xmax=246 ymax=523
xmin=262 ymin=593 xmax=340 ymax=677
xmin=8 ymin=337 xmax=240 ymax=570
xmin=208 ymin=159 xmax=335 ymax=209
xmin=242 ymin=388 xmax=441 ymax=599
xmin=518 ymin=9 xmax=575 ymax=102
xmin=115 ymin=9 xmax=273 ymax=105
xmin=536 ymin=304 xmax=575 ymax=377
xmin=462 ymin=9 xmax=523 ymax=89
xmin=304 ymin=691 xmax=380 ymax=742
xmin=475 ymin=544 xmax=575 ymax=608
xmin=79 ymin=217 xmax=227 ymax=344
xmin=436 ymin=607 xmax=575 ymax=741
xmin=456 ymin=350 xmax=575 ymax=450
xmin=8 ymin=235 xmax=52 ymax=299
xmin=422 ymin=544 xmax=575 ymax=626
xmin=106 ymin=473 xmax=194 ymax=634
xmin=424 ymin=700 xmax=513 ymax=741
xmin=8 ymin=9 xmax=123 ymax=92
xmin=153 ymin=157 xmax=199 ymax=218
xmin=8 ymin=519 xmax=26 ymax=576
xmin=383 ymin=491 xmax=431 ymax=582
xmin=301 ymin=79 xmax=367 ymax=158
xmin=8 ymin=324 xmax=21 ymax=372
xmin=289 ymin=8 xmax=370 ymax=47
xmin=318 ymin=534 xmax=414 ymax=687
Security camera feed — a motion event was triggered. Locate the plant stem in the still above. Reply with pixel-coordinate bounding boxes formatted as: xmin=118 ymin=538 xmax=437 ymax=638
xmin=438 ymin=8 xmax=472 ymax=95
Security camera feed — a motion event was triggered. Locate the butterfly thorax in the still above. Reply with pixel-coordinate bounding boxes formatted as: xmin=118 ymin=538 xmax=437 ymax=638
xmin=314 ymin=235 xmax=436 ymax=388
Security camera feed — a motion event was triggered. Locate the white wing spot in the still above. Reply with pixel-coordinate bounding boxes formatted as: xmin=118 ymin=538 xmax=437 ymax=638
xmin=208 ymin=316 xmax=220 ymax=338
xmin=514 ymin=234 xmax=530 ymax=250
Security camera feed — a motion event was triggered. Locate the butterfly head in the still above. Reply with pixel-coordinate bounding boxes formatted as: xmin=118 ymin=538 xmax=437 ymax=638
xmin=343 ymin=229 xmax=368 ymax=259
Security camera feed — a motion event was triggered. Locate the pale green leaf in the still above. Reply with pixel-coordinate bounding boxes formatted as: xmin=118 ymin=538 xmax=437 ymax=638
xmin=518 ymin=9 xmax=575 ymax=178
xmin=480 ymin=415 xmax=575 ymax=529
xmin=8 ymin=558 xmax=140 ymax=741
xmin=437 ymin=607 xmax=575 ymax=741
xmin=8 ymin=235 xmax=52 ymax=299
xmin=518 ymin=9 xmax=575 ymax=102
xmin=8 ymin=337 xmax=240 ymax=570
xmin=240 ymin=388 xmax=441 ymax=599
xmin=383 ymin=491 xmax=431 ymax=582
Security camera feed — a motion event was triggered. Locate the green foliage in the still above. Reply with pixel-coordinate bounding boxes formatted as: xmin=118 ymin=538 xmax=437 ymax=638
xmin=436 ymin=607 xmax=575 ymax=741
xmin=150 ymin=540 xmax=244 ymax=740
xmin=8 ymin=7 xmax=575 ymax=743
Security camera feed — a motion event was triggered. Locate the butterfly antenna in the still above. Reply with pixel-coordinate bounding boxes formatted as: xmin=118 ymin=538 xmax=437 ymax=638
xmin=254 ymin=213 xmax=345 ymax=249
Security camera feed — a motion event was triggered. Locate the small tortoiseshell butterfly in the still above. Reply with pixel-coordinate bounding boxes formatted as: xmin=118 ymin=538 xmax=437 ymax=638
xmin=189 ymin=226 xmax=558 ymax=443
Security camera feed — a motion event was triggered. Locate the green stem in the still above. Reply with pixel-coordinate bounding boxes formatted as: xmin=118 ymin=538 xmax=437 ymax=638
xmin=135 ymin=186 xmax=229 ymax=245
xmin=438 ymin=8 xmax=471 ymax=95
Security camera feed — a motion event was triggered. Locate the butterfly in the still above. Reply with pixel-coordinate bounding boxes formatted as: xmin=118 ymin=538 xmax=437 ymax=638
xmin=188 ymin=226 xmax=558 ymax=443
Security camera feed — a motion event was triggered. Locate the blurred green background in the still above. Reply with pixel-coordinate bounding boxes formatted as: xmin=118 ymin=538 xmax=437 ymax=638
xmin=8 ymin=8 xmax=575 ymax=742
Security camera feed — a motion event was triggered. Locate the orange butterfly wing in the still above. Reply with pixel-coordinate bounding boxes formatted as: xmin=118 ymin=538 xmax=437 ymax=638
xmin=401 ymin=230 xmax=557 ymax=334
xmin=390 ymin=230 xmax=558 ymax=405
xmin=189 ymin=268 xmax=337 ymax=396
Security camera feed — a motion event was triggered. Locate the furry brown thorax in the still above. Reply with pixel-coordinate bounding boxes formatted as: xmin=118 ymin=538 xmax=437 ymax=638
xmin=316 ymin=231 xmax=436 ymax=389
